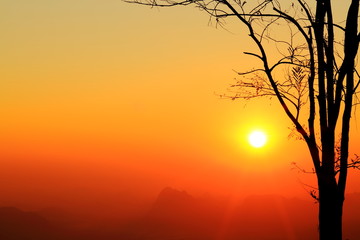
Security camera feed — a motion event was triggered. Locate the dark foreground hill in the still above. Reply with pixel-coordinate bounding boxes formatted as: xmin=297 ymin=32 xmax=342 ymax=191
xmin=0 ymin=207 xmax=64 ymax=240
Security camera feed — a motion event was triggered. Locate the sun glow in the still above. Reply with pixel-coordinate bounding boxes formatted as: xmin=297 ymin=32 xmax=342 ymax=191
xmin=248 ymin=130 xmax=267 ymax=148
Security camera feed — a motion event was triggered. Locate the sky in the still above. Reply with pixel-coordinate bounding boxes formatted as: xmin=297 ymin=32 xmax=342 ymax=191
xmin=1 ymin=0 xmax=360 ymax=218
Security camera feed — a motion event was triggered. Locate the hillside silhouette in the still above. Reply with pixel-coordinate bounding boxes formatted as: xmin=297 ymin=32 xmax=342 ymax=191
xmin=120 ymin=187 xmax=318 ymax=240
xmin=0 ymin=207 xmax=64 ymax=240
xmin=1 ymin=188 xmax=360 ymax=239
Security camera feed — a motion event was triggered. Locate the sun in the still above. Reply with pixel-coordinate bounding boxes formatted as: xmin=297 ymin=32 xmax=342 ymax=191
xmin=248 ymin=130 xmax=267 ymax=148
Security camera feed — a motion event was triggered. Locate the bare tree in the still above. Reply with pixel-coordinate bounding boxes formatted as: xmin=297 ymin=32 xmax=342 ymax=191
xmin=124 ymin=0 xmax=360 ymax=239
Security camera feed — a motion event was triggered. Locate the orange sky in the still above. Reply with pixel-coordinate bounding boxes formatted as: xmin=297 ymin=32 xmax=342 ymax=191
xmin=1 ymin=0 xmax=360 ymax=216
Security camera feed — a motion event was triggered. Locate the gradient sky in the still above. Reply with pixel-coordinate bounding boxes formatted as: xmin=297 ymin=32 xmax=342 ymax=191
xmin=1 ymin=0 xmax=360 ymax=216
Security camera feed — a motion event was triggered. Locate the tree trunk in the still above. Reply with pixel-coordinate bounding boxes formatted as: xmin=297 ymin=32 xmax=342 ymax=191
xmin=318 ymin=175 xmax=344 ymax=240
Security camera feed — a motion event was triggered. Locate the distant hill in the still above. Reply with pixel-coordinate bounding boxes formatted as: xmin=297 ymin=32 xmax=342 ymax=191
xmin=1 ymin=188 xmax=360 ymax=240
xmin=119 ymin=187 xmax=360 ymax=240
xmin=0 ymin=207 xmax=62 ymax=240
xmin=136 ymin=187 xmax=227 ymax=240
xmin=226 ymin=194 xmax=318 ymax=240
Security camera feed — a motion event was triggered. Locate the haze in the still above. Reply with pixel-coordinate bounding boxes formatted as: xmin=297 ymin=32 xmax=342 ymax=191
xmin=1 ymin=0 xmax=360 ymax=239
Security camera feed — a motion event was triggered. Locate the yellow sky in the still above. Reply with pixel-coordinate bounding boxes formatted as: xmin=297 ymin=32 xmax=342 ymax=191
xmin=1 ymin=0 xmax=360 ymax=211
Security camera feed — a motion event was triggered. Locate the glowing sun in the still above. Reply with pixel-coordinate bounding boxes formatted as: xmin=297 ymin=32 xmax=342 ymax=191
xmin=248 ymin=130 xmax=267 ymax=148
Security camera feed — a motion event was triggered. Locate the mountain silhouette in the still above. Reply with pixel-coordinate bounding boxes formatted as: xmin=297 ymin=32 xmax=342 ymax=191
xmin=0 ymin=207 xmax=62 ymax=240
xmin=124 ymin=187 xmax=226 ymax=240
xmin=1 ymin=188 xmax=360 ymax=240
xmin=119 ymin=187 xmax=346 ymax=240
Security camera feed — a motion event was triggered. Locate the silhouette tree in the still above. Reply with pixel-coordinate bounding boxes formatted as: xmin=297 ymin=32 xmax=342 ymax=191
xmin=124 ymin=0 xmax=359 ymax=239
